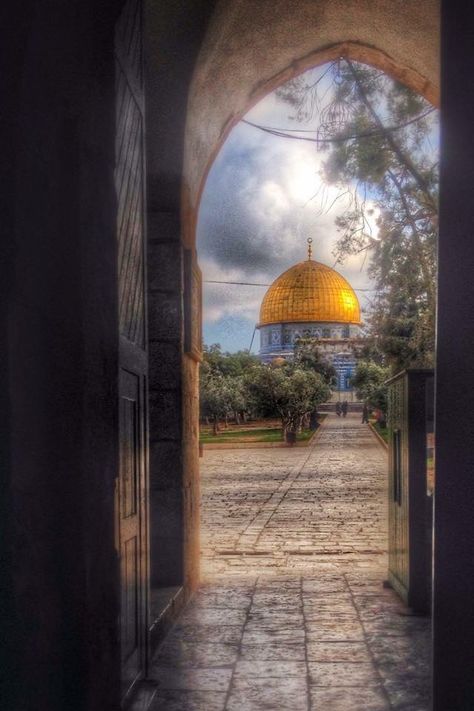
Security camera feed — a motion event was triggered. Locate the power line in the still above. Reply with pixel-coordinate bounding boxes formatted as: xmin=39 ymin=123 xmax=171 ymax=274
xmin=203 ymin=279 xmax=375 ymax=292
xmin=241 ymin=107 xmax=435 ymax=144
xmin=204 ymin=279 xmax=269 ymax=287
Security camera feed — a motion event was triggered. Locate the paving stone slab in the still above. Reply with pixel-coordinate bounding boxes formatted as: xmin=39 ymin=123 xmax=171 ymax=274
xmin=239 ymin=643 xmax=306 ymax=662
xmin=151 ymin=641 xmax=239 ymax=669
xmin=234 ymin=660 xmax=308 ymax=678
xmin=168 ymin=624 xmax=243 ymax=644
xmin=149 ymin=689 xmax=227 ymax=711
xmin=153 ymin=667 xmax=233 ymax=693
xmin=146 ymin=415 xmax=430 ymax=711
xmin=310 ymin=685 xmax=389 ymax=710
xmin=227 ymin=676 xmax=308 ymax=711
xmin=309 ymin=660 xmax=380 ymax=686
xmin=305 ymin=620 xmax=366 ymax=641
xmin=307 ymin=641 xmax=372 ymax=663
xmin=177 ymin=607 xmax=247 ymax=626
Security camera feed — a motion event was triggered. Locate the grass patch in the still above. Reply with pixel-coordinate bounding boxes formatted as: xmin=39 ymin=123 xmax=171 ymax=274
xmin=370 ymin=419 xmax=388 ymax=443
xmin=200 ymin=427 xmax=315 ymax=445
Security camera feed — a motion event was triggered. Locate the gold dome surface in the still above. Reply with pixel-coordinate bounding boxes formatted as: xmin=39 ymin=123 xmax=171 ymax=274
xmin=259 ymin=259 xmax=361 ymax=327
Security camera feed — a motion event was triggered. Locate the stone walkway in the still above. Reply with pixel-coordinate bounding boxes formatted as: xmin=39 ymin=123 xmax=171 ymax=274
xmin=201 ymin=413 xmax=388 ymax=577
xmin=144 ymin=414 xmax=431 ymax=710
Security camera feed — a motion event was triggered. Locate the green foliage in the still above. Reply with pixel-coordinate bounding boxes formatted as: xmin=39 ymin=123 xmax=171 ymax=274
xmin=292 ymin=339 xmax=337 ymax=386
xmin=277 ymin=60 xmax=438 ymax=372
xmin=199 ymin=427 xmax=314 ymax=444
xmin=244 ymin=364 xmax=330 ymax=432
xmin=199 ymin=371 xmax=231 ymax=421
xmin=351 ymin=360 xmax=390 ymax=412
xmin=202 ymin=343 xmax=259 ymax=376
xmin=200 ymin=345 xmax=331 ymax=435
xmin=200 ymin=345 xmax=260 ymax=431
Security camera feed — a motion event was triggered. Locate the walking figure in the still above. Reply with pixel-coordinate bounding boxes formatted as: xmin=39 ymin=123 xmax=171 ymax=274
xmin=342 ymin=400 xmax=348 ymax=417
xmin=336 ymin=401 xmax=342 ymax=417
xmin=362 ymin=403 xmax=369 ymax=424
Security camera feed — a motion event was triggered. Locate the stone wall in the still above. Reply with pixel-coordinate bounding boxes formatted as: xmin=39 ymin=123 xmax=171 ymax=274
xmin=145 ymin=0 xmax=216 ymax=601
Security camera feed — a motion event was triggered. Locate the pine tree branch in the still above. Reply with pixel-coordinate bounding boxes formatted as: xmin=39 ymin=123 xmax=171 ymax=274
xmin=345 ymin=58 xmax=438 ymax=215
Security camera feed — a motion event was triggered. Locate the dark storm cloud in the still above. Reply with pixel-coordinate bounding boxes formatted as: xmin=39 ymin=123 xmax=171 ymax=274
xmin=197 ymin=133 xmax=289 ymax=275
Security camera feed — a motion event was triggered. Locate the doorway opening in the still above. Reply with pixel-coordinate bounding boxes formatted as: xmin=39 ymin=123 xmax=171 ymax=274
xmin=192 ymin=57 xmax=438 ymax=708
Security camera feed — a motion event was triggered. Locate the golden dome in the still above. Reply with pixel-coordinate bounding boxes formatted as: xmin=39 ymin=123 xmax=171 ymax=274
xmin=259 ymin=259 xmax=361 ymax=327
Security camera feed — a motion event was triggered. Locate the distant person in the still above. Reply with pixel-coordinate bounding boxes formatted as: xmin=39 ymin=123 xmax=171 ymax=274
xmin=375 ymin=407 xmax=387 ymax=429
xmin=336 ymin=401 xmax=342 ymax=417
xmin=362 ymin=403 xmax=369 ymax=424
xmin=342 ymin=400 xmax=348 ymax=417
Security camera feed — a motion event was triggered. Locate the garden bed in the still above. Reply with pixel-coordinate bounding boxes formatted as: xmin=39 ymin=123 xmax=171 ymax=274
xmin=200 ymin=415 xmax=326 ymax=448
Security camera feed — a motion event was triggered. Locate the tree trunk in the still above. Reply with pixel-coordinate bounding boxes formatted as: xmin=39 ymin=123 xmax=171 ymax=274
xmin=296 ymin=415 xmax=304 ymax=434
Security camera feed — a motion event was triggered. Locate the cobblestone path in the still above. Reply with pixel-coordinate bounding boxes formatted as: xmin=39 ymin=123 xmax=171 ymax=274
xmin=201 ymin=413 xmax=388 ymax=577
xmin=145 ymin=414 xmax=431 ymax=711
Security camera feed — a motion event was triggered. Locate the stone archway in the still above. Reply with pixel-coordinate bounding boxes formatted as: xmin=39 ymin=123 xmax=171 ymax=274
xmin=179 ymin=11 xmax=440 ymax=578
xmin=177 ymin=4 xmax=440 ymax=592
xmin=183 ymin=0 xmax=439 ymax=237
xmin=187 ymin=39 xmax=439 ymax=233
xmin=175 ymin=0 xmax=445 ymax=705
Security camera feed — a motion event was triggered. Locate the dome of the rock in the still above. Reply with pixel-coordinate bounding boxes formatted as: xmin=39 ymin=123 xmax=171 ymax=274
xmin=259 ymin=259 xmax=361 ymax=327
xmin=257 ymin=242 xmax=363 ymax=397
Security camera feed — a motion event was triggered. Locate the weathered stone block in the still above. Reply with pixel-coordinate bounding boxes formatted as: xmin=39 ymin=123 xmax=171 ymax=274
xmin=148 ymin=292 xmax=182 ymax=341
xmin=149 ymin=341 xmax=182 ymax=391
xmin=147 ymin=209 xmax=181 ymax=241
xmin=148 ymin=240 xmax=182 ymax=292
xmin=149 ymin=440 xmax=183 ymax=489
xmin=150 ymin=487 xmax=184 ymax=587
xmin=149 ymin=390 xmax=182 ymax=440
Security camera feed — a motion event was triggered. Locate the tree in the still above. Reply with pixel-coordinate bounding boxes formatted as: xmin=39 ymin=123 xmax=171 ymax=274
xmin=351 ymin=361 xmax=390 ymax=415
xmin=202 ymin=343 xmax=258 ymax=377
xmin=200 ymin=369 xmax=249 ymax=434
xmin=245 ymin=364 xmax=330 ymax=436
xmin=200 ymin=345 xmax=258 ymax=428
xmin=293 ymin=338 xmax=337 ymax=386
xmin=199 ymin=369 xmax=230 ymax=434
xmin=276 ymin=60 xmax=438 ymax=372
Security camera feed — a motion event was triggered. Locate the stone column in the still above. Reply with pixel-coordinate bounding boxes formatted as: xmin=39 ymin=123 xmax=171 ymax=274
xmin=144 ymin=0 xmax=216 ymax=601
xmin=147 ymin=210 xmax=185 ymax=588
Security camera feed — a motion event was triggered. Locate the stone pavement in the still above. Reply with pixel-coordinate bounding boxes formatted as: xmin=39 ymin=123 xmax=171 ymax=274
xmin=201 ymin=413 xmax=388 ymax=577
xmin=144 ymin=414 xmax=431 ymax=710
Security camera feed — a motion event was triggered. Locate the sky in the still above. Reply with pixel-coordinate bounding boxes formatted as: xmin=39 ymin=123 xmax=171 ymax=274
xmin=196 ymin=64 xmax=379 ymax=353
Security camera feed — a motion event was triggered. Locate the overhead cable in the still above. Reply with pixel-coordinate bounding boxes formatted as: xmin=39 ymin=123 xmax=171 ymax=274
xmin=241 ymin=107 xmax=435 ymax=144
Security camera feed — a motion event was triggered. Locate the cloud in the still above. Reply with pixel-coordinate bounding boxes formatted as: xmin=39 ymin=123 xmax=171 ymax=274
xmin=200 ymin=257 xmax=267 ymax=324
xmin=197 ymin=70 xmax=377 ymax=348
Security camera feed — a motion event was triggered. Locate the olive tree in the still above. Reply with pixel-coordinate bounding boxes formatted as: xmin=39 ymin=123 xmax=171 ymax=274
xmin=245 ymin=364 xmax=330 ymax=438
xmin=200 ymin=364 xmax=249 ymax=434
